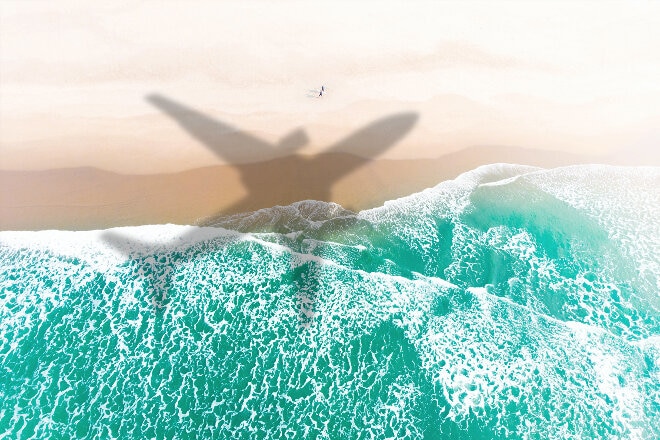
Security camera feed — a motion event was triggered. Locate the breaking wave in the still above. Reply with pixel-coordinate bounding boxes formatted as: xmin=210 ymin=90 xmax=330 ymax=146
xmin=1 ymin=164 xmax=658 ymax=438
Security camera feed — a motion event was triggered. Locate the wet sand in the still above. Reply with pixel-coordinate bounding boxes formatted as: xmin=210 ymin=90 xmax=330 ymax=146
xmin=0 ymin=146 xmax=607 ymax=231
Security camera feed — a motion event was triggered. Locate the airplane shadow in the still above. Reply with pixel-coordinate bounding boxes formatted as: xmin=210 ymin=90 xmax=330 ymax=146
xmin=102 ymin=93 xmax=418 ymax=330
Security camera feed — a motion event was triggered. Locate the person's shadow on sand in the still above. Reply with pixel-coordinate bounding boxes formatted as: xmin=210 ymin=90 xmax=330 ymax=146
xmin=102 ymin=94 xmax=418 ymax=328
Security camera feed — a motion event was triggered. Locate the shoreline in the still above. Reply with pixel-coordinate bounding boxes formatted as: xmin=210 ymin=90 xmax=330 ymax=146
xmin=0 ymin=147 xmax=649 ymax=231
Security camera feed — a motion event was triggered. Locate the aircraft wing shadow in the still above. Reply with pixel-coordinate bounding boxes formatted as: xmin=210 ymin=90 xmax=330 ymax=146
xmin=147 ymin=94 xmax=275 ymax=164
xmin=317 ymin=112 xmax=418 ymax=181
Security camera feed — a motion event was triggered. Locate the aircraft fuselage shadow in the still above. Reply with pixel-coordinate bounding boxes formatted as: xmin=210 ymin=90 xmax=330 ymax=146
xmin=102 ymin=93 xmax=418 ymax=330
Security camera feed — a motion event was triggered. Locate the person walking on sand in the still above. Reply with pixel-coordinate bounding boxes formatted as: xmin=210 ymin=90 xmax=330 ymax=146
xmin=318 ymin=85 xmax=324 ymax=97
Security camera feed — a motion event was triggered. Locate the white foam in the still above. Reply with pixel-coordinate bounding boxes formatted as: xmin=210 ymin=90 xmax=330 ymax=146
xmin=0 ymin=225 xmax=242 ymax=271
xmin=524 ymin=165 xmax=660 ymax=296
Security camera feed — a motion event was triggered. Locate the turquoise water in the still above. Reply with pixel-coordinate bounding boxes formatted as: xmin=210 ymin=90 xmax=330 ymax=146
xmin=1 ymin=164 xmax=659 ymax=439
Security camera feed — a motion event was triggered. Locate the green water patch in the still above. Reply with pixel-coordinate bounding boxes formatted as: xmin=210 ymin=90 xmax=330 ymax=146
xmin=463 ymin=179 xmax=611 ymax=266
xmin=451 ymin=178 xmax=657 ymax=339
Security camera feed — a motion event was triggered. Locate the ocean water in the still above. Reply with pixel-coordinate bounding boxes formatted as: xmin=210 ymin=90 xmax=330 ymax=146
xmin=1 ymin=164 xmax=659 ymax=439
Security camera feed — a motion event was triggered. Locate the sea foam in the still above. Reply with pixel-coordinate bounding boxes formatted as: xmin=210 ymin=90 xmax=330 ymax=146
xmin=1 ymin=164 xmax=658 ymax=439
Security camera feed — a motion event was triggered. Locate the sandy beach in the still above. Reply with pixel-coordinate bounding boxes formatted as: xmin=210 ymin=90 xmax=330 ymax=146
xmin=0 ymin=144 xmax=638 ymax=231
xmin=2 ymin=1 xmax=659 ymax=230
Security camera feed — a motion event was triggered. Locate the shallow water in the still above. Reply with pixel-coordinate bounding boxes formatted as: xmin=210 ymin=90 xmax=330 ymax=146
xmin=1 ymin=164 xmax=658 ymax=439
